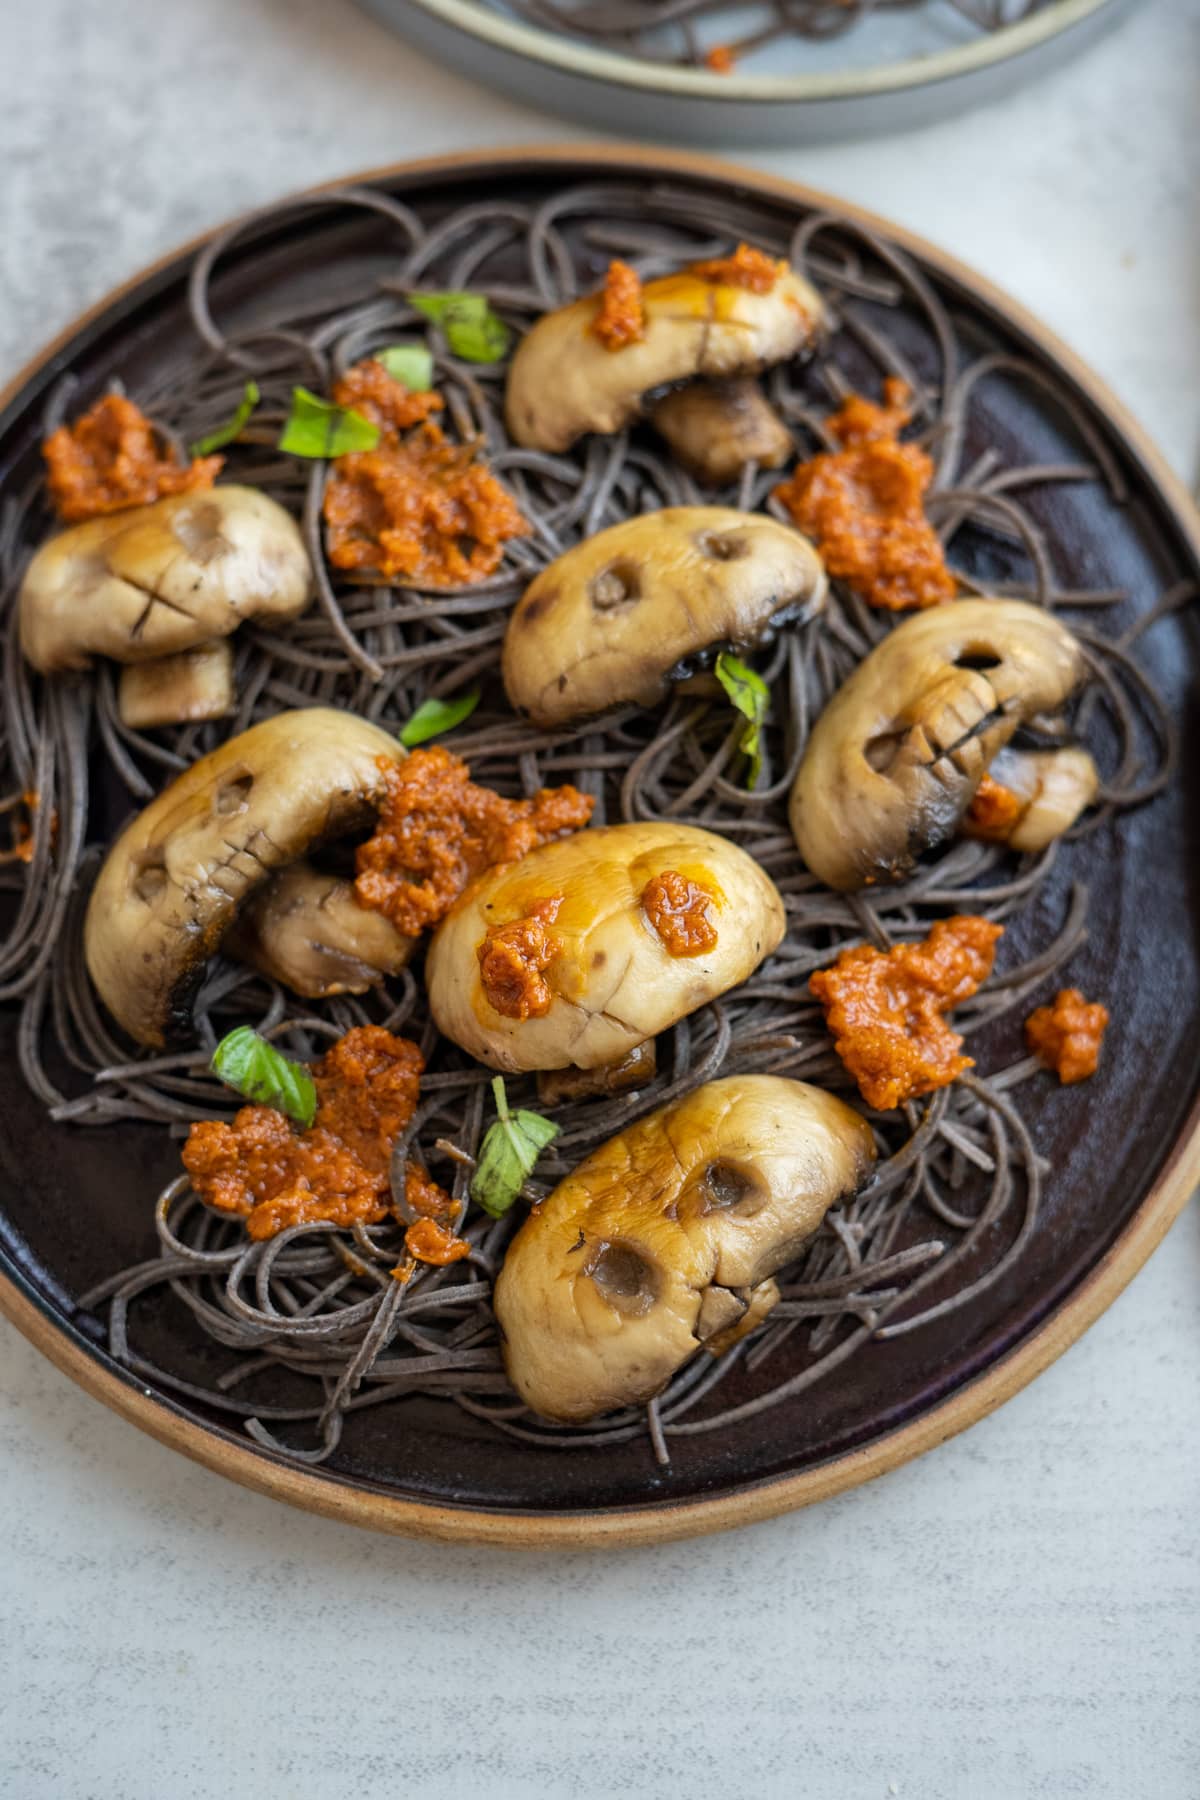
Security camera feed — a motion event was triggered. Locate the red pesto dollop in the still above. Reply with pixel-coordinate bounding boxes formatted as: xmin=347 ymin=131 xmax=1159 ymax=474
xmin=592 ymin=260 xmax=645 ymax=351
xmin=773 ymin=377 xmax=957 ymax=613
xmin=689 ymin=242 xmax=782 ymax=292
xmin=810 ymin=916 xmax=1004 ymax=1112
xmin=1025 ymin=988 xmax=1108 ymax=1085
xmin=477 ymin=894 xmax=564 ymax=1019
xmin=322 ymin=358 xmax=528 ymax=588
xmin=641 ymin=870 xmax=719 ymax=958
xmin=43 ymin=393 xmax=222 ymax=524
xmin=181 ymin=1026 xmax=466 ymax=1264
xmin=704 ymin=43 xmax=736 ymax=73
xmin=354 ymin=745 xmax=594 ymax=937
xmin=963 ymin=772 xmax=1025 ymax=841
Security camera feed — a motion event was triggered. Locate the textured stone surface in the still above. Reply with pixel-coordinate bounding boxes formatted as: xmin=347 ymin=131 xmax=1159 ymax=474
xmin=1 ymin=3 xmax=1198 ymax=1796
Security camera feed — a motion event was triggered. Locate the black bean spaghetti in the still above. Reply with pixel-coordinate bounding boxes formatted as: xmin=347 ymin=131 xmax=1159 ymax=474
xmin=0 ymin=180 xmax=1187 ymax=1470
xmin=481 ymin=0 xmax=1053 ymax=75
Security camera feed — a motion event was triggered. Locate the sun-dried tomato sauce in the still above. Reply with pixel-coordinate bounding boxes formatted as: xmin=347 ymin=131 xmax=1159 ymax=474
xmin=690 ymin=243 xmax=782 ymax=292
xmin=641 ymin=870 xmax=719 ymax=957
xmin=964 ymin=772 xmax=1025 ymax=841
xmin=1025 ymin=988 xmax=1108 ymax=1084
xmin=592 ymin=260 xmax=645 ymax=351
xmin=181 ymin=1025 xmax=466 ymax=1264
xmin=773 ymin=378 xmax=956 ymax=613
xmin=354 ymin=745 xmax=593 ymax=937
xmin=43 ymin=393 xmax=222 ymax=524
xmin=322 ymin=358 xmax=528 ymax=587
xmin=477 ymin=894 xmax=564 ymax=1019
xmin=810 ymin=915 xmax=1003 ymax=1111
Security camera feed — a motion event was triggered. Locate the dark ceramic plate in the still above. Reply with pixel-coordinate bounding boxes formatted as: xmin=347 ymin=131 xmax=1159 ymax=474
xmin=1 ymin=148 xmax=1198 ymax=1548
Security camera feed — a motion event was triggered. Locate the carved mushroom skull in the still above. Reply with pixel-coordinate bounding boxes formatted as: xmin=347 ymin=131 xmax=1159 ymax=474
xmin=225 ymin=861 xmax=417 ymax=1000
xmin=494 ymin=1074 xmax=876 ymax=1423
xmin=502 ymin=506 xmax=826 ymax=729
xmin=789 ymin=598 xmax=1088 ymax=890
xmin=19 ymin=485 xmax=313 ymax=674
xmin=85 ymin=707 xmax=403 ymax=1047
xmin=505 ymin=263 xmax=824 ymax=454
xmin=426 ymin=821 xmax=785 ymax=1073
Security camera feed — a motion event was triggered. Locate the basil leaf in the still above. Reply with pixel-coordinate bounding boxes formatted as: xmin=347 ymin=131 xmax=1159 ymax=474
xmin=470 ymin=1077 xmax=559 ymax=1218
xmin=399 ymin=687 xmax=481 ymax=748
xmin=189 ymin=380 xmax=260 ymax=457
xmin=408 ymin=291 xmax=511 ymax=364
xmin=714 ymin=651 xmax=769 ymax=790
xmin=278 ymin=387 xmax=380 ymax=459
xmin=375 ymin=343 xmax=435 ymax=391
xmin=211 ymin=1026 xmax=317 ymax=1128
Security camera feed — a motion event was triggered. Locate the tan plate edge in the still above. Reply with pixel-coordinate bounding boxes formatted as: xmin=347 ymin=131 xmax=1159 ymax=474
xmin=1 ymin=143 xmax=1197 ymax=1550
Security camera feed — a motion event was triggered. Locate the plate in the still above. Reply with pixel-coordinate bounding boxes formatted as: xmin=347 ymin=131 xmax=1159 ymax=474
xmin=357 ymin=0 xmax=1133 ymax=146
xmin=0 ymin=146 xmax=1197 ymax=1549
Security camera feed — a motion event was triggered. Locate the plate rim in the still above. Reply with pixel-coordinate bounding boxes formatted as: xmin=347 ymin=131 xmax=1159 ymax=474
xmin=364 ymin=0 xmax=1116 ymax=103
xmin=1 ymin=141 xmax=1197 ymax=1550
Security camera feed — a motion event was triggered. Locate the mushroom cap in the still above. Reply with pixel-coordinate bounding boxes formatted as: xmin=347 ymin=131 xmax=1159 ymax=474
xmin=117 ymin=640 xmax=235 ymax=731
xmin=20 ymin=485 xmax=313 ymax=674
xmin=789 ymin=598 xmax=1087 ymax=890
xmin=495 ymin=1074 xmax=875 ymax=1422
xmin=226 ymin=861 xmax=417 ymax=1000
xmin=426 ymin=821 xmax=785 ymax=1072
xmin=505 ymin=265 xmax=824 ymax=454
xmin=649 ymin=376 xmax=794 ymax=487
xmin=502 ymin=506 xmax=826 ymax=729
xmin=85 ymin=708 xmax=403 ymax=1047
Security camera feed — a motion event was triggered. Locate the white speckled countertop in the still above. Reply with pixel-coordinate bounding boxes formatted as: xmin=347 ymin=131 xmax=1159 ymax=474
xmin=1 ymin=4 xmax=1198 ymax=1795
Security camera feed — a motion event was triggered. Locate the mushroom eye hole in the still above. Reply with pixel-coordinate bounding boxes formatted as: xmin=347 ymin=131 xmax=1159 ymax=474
xmin=213 ymin=770 xmax=254 ymax=817
xmin=583 ymin=1240 xmax=660 ymax=1316
xmin=589 ymin=562 xmax=642 ymax=613
xmin=699 ymin=1159 xmax=766 ymax=1216
xmin=696 ymin=531 xmax=750 ymax=563
xmin=954 ymin=650 xmax=1003 ymax=672
xmin=864 ymin=730 xmax=906 ymax=774
xmin=130 ymin=849 xmax=168 ymax=907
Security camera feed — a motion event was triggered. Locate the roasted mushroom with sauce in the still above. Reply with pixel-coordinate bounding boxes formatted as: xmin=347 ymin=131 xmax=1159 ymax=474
xmin=789 ymin=598 xmax=1089 ymax=890
xmin=225 ymin=862 xmax=417 ymax=1000
xmin=502 ymin=506 xmax=826 ymax=728
xmin=19 ymin=485 xmax=313 ymax=725
xmin=426 ymin=821 xmax=785 ymax=1073
xmin=967 ymin=745 xmax=1099 ymax=853
xmin=85 ymin=707 xmax=403 ymax=1047
xmin=505 ymin=258 xmax=823 ymax=456
xmin=495 ymin=1074 xmax=876 ymax=1423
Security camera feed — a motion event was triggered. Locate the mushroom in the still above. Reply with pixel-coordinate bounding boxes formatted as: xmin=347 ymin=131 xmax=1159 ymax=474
xmin=502 ymin=506 xmax=826 ymax=729
xmin=505 ymin=264 xmax=823 ymax=455
xmin=494 ymin=1074 xmax=875 ymax=1423
xmin=426 ymin=821 xmax=785 ymax=1073
xmin=789 ymin=598 xmax=1088 ymax=890
xmin=19 ymin=485 xmax=313 ymax=676
xmin=225 ymin=861 xmax=416 ymax=1000
xmin=975 ymin=746 xmax=1099 ymax=852
xmin=85 ymin=707 xmax=403 ymax=1047
xmin=648 ymin=377 xmax=794 ymax=487
xmin=117 ymin=640 xmax=235 ymax=730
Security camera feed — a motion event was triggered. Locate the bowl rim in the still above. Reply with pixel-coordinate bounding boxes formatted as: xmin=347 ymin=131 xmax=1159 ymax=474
xmin=1 ymin=141 xmax=1197 ymax=1550
xmin=373 ymin=0 xmax=1116 ymax=103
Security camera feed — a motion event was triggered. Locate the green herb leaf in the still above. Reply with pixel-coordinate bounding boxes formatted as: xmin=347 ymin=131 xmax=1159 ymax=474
xmin=408 ymin=291 xmax=511 ymax=364
xmin=189 ymin=380 xmax=260 ymax=457
xmin=470 ymin=1077 xmax=559 ymax=1219
xmin=375 ymin=343 xmax=435 ymax=391
xmin=714 ymin=651 xmax=770 ymax=790
xmin=211 ymin=1026 xmax=317 ymax=1128
xmin=278 ymin=387 xmax=380 ymax=459
xmin=399 ymin=687 xmax=481 ymax=748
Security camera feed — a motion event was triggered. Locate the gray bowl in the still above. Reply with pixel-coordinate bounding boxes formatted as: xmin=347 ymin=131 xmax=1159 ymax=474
xmin=357 ymin=0 xmax=1134 ymax=146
